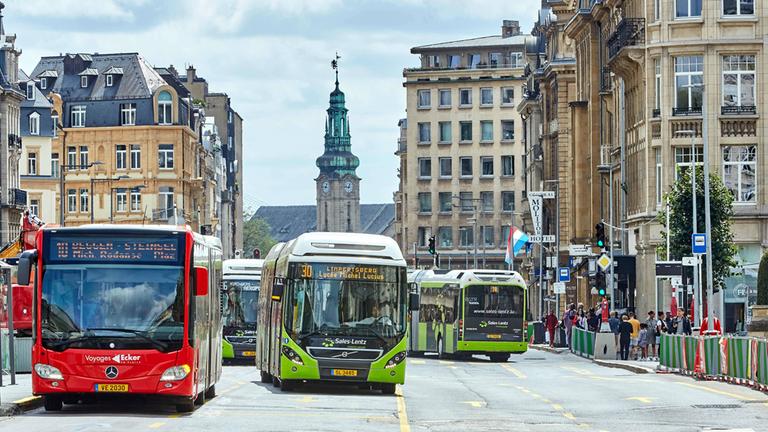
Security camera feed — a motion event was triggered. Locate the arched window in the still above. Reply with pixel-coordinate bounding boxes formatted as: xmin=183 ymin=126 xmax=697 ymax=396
xmin=29 ymin=112 xmax=40 ymax=135
xmin=158 ymin=91 xmax=172 ymax=125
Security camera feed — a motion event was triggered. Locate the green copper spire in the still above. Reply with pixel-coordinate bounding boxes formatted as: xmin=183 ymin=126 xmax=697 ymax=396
xmin=316 ymin=54 xmax=359 ymax=178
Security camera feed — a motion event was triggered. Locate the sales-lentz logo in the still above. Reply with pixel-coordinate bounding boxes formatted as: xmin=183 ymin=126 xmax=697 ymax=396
xmin=84 ymin=354 xmax=141 ymax=364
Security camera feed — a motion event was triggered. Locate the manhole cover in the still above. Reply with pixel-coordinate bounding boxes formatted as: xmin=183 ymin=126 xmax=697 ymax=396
xmin=524 ymin=357 xmax=547 ymax=361
xmin=692 ymin=404 xmax=742 ymax=409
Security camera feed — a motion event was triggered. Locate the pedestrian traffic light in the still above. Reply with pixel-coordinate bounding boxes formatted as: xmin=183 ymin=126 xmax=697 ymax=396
xmin=594 ymin=222 xmax=606 ymax=249
xmin=428 ymin=236 xmax=436 ymax=255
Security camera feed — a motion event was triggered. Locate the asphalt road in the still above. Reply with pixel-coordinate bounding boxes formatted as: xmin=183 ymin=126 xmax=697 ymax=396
xmin=1 ymin=350 xmax=767 ymax=431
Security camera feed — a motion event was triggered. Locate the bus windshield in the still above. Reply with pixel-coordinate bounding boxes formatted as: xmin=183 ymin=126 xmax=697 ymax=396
xmin=222 ymin=280 xmax=260 ymax=328
xmin=40 ymin=264 xmax=185 ymax=352
xmin=465 ymin=284 xmax=523 ymax=318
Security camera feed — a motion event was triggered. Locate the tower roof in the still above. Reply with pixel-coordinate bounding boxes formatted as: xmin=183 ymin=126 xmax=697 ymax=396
xmin=316 ymin=59 xmax=359 ymax=178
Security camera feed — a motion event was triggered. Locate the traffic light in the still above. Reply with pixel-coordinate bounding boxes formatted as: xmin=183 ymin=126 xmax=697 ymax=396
xmin=596 ymin=271 xmax=606 ymax=296
xmin=428 ymin=236 xmax=436 ymax=255
xmin=594 ymin=222 xmax=606 ymax=249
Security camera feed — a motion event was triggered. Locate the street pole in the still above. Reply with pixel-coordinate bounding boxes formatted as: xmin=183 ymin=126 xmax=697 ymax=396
xmin=554 ymin=183 xmax=560 ymax=313
xmin=473 ymin=205 xmax=478 ymax=269
xmin=690 ymin=130 xmax=700 ymax=327
xmin=59 ymin=166 xmax=66 ymax=226
xmin=701 ymin=87 xmax=717 ymax=324
xmin=609 ymin=150 xmax=615 ymax=312
xmin=90 ymin=178 xmax=95 ymax=224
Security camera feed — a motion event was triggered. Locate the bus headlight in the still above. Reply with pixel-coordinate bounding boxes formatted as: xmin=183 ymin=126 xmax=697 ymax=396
xmin=281 ymin=346 xmax=304 ymax=365
xmin=34 ymin=363 xmax=63 ymax=380
xmin=385 ymin=351 xmax=406 ymax=369
xmin=160 ymin=364 xmax=191 ymax=381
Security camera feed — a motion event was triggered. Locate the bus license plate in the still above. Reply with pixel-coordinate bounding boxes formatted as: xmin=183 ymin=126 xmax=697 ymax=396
xmin=487 ymin=334 xmax=502 ymax=339
xmin=241 ymin=351 xmax=256 ymax=357
xmin=331 ymin=369 xmax=357 ymax=377
xmin=95 ymin=384 xmax=129 ymax=392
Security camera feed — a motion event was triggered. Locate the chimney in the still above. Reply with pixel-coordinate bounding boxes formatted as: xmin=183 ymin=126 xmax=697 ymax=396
xmin=502 ymin=20 xmax=520 ymax=38
xmin=186 ymin=65 xmax=196 ymax=82
xmin=168 ymin=64 xmax=179 ymax=77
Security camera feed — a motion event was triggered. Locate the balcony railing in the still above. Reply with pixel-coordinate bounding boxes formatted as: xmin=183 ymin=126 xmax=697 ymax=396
xmin=7 ymin=133 xmax=21 ymax=150
xmin=721 ymin=105 xmax=756 ymax=116
xmin=672 ymin=107 xmax=702 ymax=117
xmin=652 ymin=108 xmax=661 ymax=118
xmin=607 ymin=18 xmax=646 ymax=60
xmin=1 ymin=188 xmax=27 ymax=208
xmin=600 ymin=67 xmax=612 ymax=93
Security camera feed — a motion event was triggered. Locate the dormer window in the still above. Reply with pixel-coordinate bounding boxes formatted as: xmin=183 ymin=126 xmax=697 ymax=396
xmin=40 ymin=77 xmax=47 ymax=90
xmin=26 ymin=82 xmax=34 ymax=100
xmin=81 ymin=76 xmax=88 ymax=88
xmin=106 ymin=74 xmax=113 ymax=87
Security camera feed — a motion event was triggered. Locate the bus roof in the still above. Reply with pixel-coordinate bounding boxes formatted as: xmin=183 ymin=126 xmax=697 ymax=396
xmin=223 ymin=259 xmax=264 ymax=273
xmin=287 ymin=232 xmax=406 ymax=265
xmin=414 ymin=269 xmax=526 ymax=288
xmin=41 ymin=224 xmax=222 ymax=250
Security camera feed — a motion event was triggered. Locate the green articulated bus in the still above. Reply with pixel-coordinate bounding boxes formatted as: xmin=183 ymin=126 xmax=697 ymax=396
xmin=408 ymin=269 xmax=527 ymax=362
xmin=256 ymin=232 xmax=413 ymax=394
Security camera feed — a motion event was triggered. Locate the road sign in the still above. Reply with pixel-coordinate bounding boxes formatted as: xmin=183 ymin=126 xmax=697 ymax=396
xmin=529 ymin=235 xmax=556 ymax=243
xmin=569 ymin=244 xmax=592 ymax=257
xmin=528 ymin=195 xmax=543 ymax=236
xmin=692 ymin=233 xmax=707 ymax=254
xmin=558 ymin=267 xmax=570 ymax=282
xmin=596 ymin=254 xmax=612 ymax=271
xmin=682 ymin=256 xmax=700 ymax=266
xmin=671 ymin=277 xmax=682 ymax=287
xmin=553 ymin=282 xmax=566 ymax=294
xmin=528 ymin=191 xmax=556 ymax=199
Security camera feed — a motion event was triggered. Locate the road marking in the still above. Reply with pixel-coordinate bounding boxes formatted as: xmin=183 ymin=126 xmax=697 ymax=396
xmin=563 ymin=412 xmax=576 ymax=420
xmin=551 ymin=403 xmax=563 ymax=411
xmin=561 ymin=366 xmax=592 ymax=376
xmin=501 ymin=364 xmax=526 ymax=379
xmin=462 ymin=401 xmax=486 ymax=408
xmin=295 ymin=395 xmax=318 ymax=403
xmin=541 ymin=398 xmax=551 ymax=403
xmin=12 ymin=396 xmax=39 ymax=405
xmin=438 ymin=360 xmax=455 ymax=365
xmin=148 ymin=422 xmax=165 ymax=429
xmin=409 ymin=360 xmax=426 ymax=365
xmin=167 ymin=413 xmax=182 ymax=419
xmin=625 ymin=396 xmax=655 ymax=404
xmin=395 ymin=385 xmax=410 ymax=432
xmin=676 ymin=382 xmax=759 ymax=401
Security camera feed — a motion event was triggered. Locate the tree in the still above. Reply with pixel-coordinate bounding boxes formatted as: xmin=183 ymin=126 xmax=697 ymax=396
xmin=657 ymin=168 xmax=737 ymax=291
xmin=758 ymin=252 xmax=768 ymax=305
xmin=243 ymin=217 xmax=277 ymax=259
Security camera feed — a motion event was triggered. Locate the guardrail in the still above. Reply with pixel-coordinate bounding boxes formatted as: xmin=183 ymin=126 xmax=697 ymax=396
xmin=571 ymin=327 xmax=596 ymax=359
xmin=659 ymin=334 xmax=768 ymax=391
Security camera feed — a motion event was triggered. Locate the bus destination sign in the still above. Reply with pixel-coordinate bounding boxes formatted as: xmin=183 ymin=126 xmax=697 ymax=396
xmin=297 ymin=263 xmax=387 ymax=282
xmin=49 ymin=236 xmax=179 ymax=264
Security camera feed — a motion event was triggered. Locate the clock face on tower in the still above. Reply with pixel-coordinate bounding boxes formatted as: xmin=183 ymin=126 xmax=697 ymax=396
xmin=344 ymin=181 xmax=353 ymax=193
xmin=321 ymin=181 xmax=330 ymax=194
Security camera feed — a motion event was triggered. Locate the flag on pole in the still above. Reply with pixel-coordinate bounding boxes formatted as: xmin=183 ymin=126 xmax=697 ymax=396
xmin=505 ymin=226 xmax=529 ymax=265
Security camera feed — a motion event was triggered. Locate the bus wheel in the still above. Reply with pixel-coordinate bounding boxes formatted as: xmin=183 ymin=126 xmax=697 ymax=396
xmin=176 ymin=399 xmax=195 ymax=413
xmin=271 ymin=375 xmax=280 ymax=387
xmin=43 ymin=395 xmax=62 ymax=412
xmin=437 ymin=337 xmax=446 ymax=359
xmin=380 ymin=383 xmax=396 ymax=395
xmin=194 ymin=390 xmax=206 ymax=406
xmin=260 ymin=370 xmax=272 ymax=384
xmin=205 ymin=385 xmax=216 ymax=399
xmin=490 ymin=353 xmax=509 ymax=363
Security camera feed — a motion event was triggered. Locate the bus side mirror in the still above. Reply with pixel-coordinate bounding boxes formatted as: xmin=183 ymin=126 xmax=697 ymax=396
xmin=17 ymin=250 xmax=38 ymax=286
xmin=271 ymin=278 xmax=285 ymax=302
xmin=409 ymin=292 xmax=420 ymax=311
xmin=194 ymin=267 xmax=209 ymax=296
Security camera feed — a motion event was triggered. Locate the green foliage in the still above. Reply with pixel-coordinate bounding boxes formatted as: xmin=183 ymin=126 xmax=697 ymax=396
xmin=243 ymin=217 xmax=277 ymax=259
xmin=758 ymin=252 xmax=768 ymax=305
xmin=656 ymin=167 xmax=737 ymax=291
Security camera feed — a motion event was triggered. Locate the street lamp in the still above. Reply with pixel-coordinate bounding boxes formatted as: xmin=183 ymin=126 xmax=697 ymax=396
xmin=59 ymin=161 xmax=103 ymax=226
xmin=90 ymin=175 xmax=128 ymax=223
xmin=676 ymin=128 xmax=701 ymax=326
xmin=451 ymin=195 xmax=482 ymax=269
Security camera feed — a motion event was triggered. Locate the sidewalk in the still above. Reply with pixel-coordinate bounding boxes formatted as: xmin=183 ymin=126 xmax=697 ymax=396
xmin=531 ymin=344 xmax=660 ymax=374
xmin=529 ymin=344 xmax=569 ymax=354
xmin=0 ymin=373 xmax=41 ymax=415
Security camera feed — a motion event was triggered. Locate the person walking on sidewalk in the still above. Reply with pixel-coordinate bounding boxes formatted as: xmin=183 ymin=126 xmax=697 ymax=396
xmin=545 ymin=310 xmax=558 ymax=348
xmin=673 ymin=307 xmax=692 ymax=335
xmin=563 ymin=304 xmax=575 ymax=348
xmin=628 ymin=312 xmax=641 ymax=360
xmin=618 ymin=314 xmax=632 ymax=360
xmin=609 ymin=311 xmax=620 ymax=359
xmin=645 ymin=311 xmax=659 ymax=360
xmin=638 ymin=323 xmax=649 ymax=360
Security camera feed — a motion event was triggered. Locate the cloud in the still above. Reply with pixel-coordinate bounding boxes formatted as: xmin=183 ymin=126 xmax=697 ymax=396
xmin=10 ymin=0 xmax=145 ymax=20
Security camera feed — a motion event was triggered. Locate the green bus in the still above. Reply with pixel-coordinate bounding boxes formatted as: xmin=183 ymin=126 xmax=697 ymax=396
xmin=256 ymin=232 xmax=413 ymax=394
xmin=408 ymin=269 xmax=527 ymax=362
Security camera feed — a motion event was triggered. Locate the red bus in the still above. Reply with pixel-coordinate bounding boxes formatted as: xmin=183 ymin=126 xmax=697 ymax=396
xmin=17 ymin=225 xmax=223 ymax=412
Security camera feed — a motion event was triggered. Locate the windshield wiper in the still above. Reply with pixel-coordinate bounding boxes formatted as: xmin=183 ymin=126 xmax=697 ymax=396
xmin=47 ymin=335 xmax=101 ymax=349
xmin=85 ymin=328 xmax=169 ymax=352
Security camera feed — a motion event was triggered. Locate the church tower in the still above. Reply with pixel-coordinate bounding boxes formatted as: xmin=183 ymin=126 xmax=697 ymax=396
xmin=316 ymin=56 xmax=360 ymax=232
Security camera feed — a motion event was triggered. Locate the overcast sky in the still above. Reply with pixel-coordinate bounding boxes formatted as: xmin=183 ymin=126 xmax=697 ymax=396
xmin=7 ymin=0 xmax=538 ymax=211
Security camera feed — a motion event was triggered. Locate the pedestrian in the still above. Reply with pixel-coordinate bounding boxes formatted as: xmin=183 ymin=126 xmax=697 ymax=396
xmin=545 ymin=310 xmax=558 ymax=348
xmin=628 ymin=312 xmax=641 ymax=360
xmin=673 ymin=307 xmax=692 ymax=335
xmin=578 ymin=310 xmax=588 ymax=330
xmin=638 ymin=323 xmax=649 ymax=360
xmin=645 ymin=311 xmax=658 ymax=360
xmin=563 ymin=304 xmax=575 ymax=348
xmin=609 ymin=311 xmax=620 ymax=359
xmin=587 ymin=309 xmax=599 ymax=332
xmin=618 ymin=314 xmax=632 ymax=360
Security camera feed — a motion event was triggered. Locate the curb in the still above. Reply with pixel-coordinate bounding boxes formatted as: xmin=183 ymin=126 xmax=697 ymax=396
xmin=593 ymin=359 xmax=656 ymax=374
xmin=0 ymin=396 xmax=42 ymax=416
xmin=529 ymin=345 xmax=568 ymax=355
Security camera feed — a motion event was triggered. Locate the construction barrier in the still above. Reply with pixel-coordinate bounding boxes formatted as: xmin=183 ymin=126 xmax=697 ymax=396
xmin=570 ymin=327 xmax=595 ymax=359
xmin=659 ymin=333 xmax=768 ymax=394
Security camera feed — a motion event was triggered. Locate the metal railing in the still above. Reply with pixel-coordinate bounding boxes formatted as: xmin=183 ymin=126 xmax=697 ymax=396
xmin=652 ymin=108 xmax=661 ymax=118
xmin=607 ymin=18 xmax=646 ymax=59
xmin=1 ymin=188 xmax=27 ymax=208
xmin=672 ymin=107 xmax=702 ymax=116
xmin=600 ymin=66 xmax=612 ymax=92
xmin=721 ymin=105 xmax=756 ymax=115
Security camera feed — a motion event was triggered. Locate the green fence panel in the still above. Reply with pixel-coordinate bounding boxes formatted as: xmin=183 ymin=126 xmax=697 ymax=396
xmin=701 ymin=336 xmax=722 ymax=377
xmin=660 ymin=334 xmax=685 ymax=369
xmin=570 ymin=328 xmax=594 ymax=358
xmin=527 ymin=323 xmax=534 ymax=342
xmin=585 ymin=330 xmax=595 ymax=358
xmin=684 ymin=336 xmax=698 ymax=372
xmin=726 ymin=337 xmax=751 ymax=380
xmin=752 ymin=339 xmax=768 ymax=385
